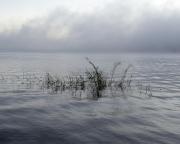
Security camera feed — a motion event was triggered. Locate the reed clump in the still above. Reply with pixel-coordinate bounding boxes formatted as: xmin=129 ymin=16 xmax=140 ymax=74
xmin=85 ymin=58 xmax=107 ymax=99
xmin=42 ymin=58 xmax=136 ymax=99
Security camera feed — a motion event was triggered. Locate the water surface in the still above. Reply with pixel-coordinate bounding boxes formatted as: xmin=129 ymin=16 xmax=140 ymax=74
xmin=0 ymin=53 xmax=180 ymax=144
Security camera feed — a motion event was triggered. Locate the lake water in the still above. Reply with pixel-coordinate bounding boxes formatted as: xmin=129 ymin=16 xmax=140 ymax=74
xmin=0 ymin=52 xmax=180 ymax=144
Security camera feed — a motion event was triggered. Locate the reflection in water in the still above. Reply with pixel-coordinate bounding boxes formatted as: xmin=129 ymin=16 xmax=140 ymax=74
xmin=0 ymin=53 xmax=180 ymax=144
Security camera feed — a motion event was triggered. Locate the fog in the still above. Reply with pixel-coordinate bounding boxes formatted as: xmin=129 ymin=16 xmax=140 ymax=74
xmin=0 ymin=0 xmax=180 ymax=53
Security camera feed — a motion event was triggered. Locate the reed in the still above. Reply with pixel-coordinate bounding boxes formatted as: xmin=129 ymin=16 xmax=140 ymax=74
xmin=85 ymin=57 xmax=106 ymax=99
xmin=42 ymin=58 xmax=149 ymax=99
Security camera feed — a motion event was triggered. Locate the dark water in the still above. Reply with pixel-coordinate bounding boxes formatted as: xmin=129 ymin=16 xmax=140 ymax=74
xmin=0 ymin=53 xmax=180 ymax=144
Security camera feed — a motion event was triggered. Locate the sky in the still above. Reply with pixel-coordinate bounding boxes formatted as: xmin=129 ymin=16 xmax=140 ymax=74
xmin=0 ymin=0 xmax=180 ymax=53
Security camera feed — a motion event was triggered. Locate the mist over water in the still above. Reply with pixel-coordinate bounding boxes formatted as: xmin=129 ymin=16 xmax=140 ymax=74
xmin=0 ymin=52 xmax=180 ymax=144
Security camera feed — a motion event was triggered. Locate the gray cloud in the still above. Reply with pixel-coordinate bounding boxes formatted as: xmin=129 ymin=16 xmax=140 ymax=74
xmin=0 ymin=1 xmax=180 ymax=53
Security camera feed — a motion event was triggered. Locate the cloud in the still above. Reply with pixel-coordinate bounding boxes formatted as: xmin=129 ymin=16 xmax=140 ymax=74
xmin=0 ymin=0 xmax=180 ymax=53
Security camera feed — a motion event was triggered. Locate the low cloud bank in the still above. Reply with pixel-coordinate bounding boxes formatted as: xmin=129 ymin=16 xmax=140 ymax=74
xmin=0 ymin=1 xmax=180 ymax=53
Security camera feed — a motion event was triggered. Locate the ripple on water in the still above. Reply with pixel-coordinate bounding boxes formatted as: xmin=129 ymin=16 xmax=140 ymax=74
xmin=0 ymin=54 xmax=180 ymax=143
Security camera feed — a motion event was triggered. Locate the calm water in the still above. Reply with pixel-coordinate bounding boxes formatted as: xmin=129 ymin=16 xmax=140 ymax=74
xmin=0 ymin=52 xmax=180 ymax=144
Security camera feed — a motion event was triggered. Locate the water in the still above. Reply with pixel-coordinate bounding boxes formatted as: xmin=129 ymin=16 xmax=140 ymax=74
xmin=0 ymin=52 xmax=180 ymax=144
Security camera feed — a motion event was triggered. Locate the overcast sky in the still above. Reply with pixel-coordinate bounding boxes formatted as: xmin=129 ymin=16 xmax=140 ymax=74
xmin=0 ymin=0 xmax=180 ymax=53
